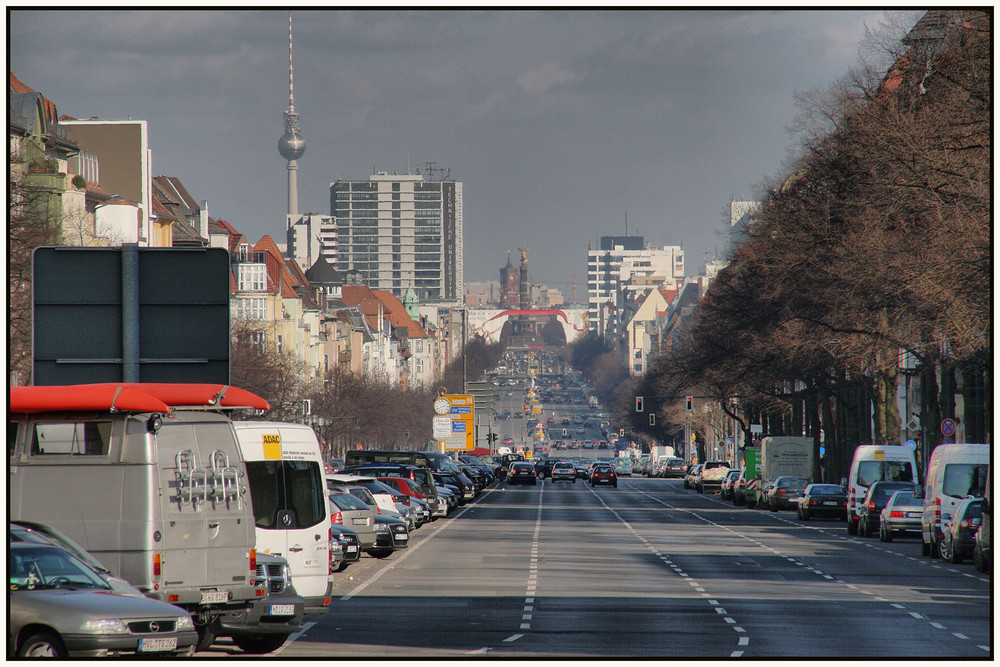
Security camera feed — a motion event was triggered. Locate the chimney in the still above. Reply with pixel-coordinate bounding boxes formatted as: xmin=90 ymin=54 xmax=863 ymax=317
xmin=199 ymin=200 xmax=209 ymax=240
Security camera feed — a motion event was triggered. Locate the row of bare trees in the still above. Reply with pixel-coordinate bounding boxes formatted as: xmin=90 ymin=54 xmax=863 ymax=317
xmin=634 ymin=11 xmax=990 ymax=481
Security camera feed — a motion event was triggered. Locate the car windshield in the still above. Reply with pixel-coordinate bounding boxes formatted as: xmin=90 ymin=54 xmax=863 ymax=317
xmin=961 ymin=501 xmax=983 ymax=520
xmin=857 ymin=460 xmax=913 ymax=487
xmin=809 ymin=485 xmax=843 ymax=495
xmin=10 ymin=544 xmax=112 ymax=591
xmin=870 ymin=483 xmax=914 ymax=503
xmin=778 ymin=477 xmax=809 ymax=487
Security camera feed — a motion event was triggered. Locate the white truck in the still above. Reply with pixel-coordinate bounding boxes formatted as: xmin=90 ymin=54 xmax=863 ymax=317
xmin=649 ymin=445 xmax=675 ymax=462
xmin=759 ymin=436 xmax=814 ymax=490
xmin=8 ymin=383 xmax=305 ymax=653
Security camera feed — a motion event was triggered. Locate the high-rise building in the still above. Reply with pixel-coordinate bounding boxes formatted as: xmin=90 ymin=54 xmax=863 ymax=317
xmin=330 ymin=172 xmax=463 ymax=303
xmin=587 ymin=236 xmax=684 ymax=336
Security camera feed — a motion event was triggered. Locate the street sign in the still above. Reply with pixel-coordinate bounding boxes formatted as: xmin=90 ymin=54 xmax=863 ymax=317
xmin=435 ymin=394 xmax=475 ymax=451
xmin=941 ymin=418 xmax=957 ymax=437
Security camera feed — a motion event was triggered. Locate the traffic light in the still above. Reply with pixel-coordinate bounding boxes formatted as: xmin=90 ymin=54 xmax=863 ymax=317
xmin=649 ymin=413 xmax=656 ymax=426
xmin=635 ymin=396 xmax=644 ymax=412
xmin=685 ymin=396 xmax=693 ymax=412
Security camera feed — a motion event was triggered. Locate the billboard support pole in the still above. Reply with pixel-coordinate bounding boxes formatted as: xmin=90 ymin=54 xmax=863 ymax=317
xmin=122 ymin=243 xmax=140 ymax=382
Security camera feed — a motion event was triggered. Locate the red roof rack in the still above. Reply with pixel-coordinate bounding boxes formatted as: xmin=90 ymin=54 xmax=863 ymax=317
xmin=10 ymin=383 xmax=270 ymax=414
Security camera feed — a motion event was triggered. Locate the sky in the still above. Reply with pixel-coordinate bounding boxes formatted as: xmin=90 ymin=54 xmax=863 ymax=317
xmin=10 ymin=8 xmax=912 ymax=295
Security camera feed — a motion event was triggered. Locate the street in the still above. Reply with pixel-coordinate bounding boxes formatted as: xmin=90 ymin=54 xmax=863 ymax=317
xmin=235 ymin=476 xmax=992 ymax=658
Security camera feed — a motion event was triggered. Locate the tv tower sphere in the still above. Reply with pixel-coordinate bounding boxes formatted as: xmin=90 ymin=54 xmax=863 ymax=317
xmin=278 ymin=124 xmax=306 ymax=161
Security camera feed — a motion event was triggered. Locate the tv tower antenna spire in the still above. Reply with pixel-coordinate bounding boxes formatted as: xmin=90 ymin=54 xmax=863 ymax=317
xmin=278 ymin=10 xmax=306 ymax=218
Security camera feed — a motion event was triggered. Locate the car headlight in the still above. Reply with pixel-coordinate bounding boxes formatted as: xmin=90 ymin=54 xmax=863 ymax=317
xmin=81 ymin=619 xmax=128 ymax=634
xmin=375 ymin=523 xmax=389 ymax=533
xmin=176 ymin=615 xmax=195 ymax=631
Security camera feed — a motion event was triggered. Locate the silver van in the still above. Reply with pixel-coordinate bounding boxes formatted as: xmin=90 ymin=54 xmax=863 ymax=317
xmin=8 ymin=383 xmax=302 ymax=652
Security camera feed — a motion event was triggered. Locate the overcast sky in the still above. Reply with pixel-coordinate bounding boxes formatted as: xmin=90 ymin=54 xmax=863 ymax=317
xmin=11 ymin=8 xmax=911 ymax=292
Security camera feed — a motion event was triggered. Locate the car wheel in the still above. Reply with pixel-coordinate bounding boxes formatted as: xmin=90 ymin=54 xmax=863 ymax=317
xmin=367 ymin=548 xmax=394 ymax=559
xmin=847 ymin=518 xmax=857 ymax=536
xmin=18 ymin=631 xmax=66 ymax=657
xmin=974 ymin=546 xmax=988 ymax=573
xmin=531 ymin=478 xmax=537 ymax=485
xmin=937 ymin=537 xmax=951 ymax=561
xmin=232 ymin=633 xmax=290 ymax=654
xmin=733 ymin=494 xmax=744 ymax=507
xmin=335 ymin=560 xmax=351 ymax=572
xmin=948 ymin=541 xmax=963 ymax=564
xmin=613 ymin=482 xmax=617 ymax=488
xmin=921 ymin=538 xmax=930 ymax=556
xmin=195 ymin=623 xmax=218 ymax=653
xmin=858 ymin=519 xmax=867 ymax=537
xmin=572 ymin=478 xmax=576 ymax=483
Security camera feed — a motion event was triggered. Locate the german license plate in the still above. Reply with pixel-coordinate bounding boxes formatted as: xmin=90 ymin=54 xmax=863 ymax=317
xmin=269 ymin=604 xmax=295 ymax=616
xmin=352 ymin=518 xmax=367 ymax=525
xmin=908 ymin=511 xmax=921 ymax=518
xmin=823 ymin=501 xmax=838 ymax=505
xmin=346 ymin=545 xmax=358 ymax=552
xmin=139 ymin=637 xmax=177 ymax=652
xmin=396 ymin=533 xmax=408 ymax=540
xmin=200 ymin=590 xmax=228 ymax=604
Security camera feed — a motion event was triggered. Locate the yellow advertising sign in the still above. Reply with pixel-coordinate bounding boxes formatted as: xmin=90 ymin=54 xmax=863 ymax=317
xmin=436 ymin=394 xmax=475 ymax=451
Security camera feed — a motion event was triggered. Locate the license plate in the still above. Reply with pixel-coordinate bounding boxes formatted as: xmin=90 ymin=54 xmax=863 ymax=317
xmin=200 ymin=590 xmax=228 ymax=604
xmin=908 ymin=511 xmax=921 ymax=518
xmin=353 ymin=518 xmax=367 ymax=525
xmin=396 ymin=533 xmax=408 ymax=540
xmin=823 ymin=501 xmax=838 ymax=505
xmin=139 ymin=637 xmax=178 ymax=652
xmin=346 ymin=545 xmax=358 ymax=552
xmin=269 ymin=604 xmax=296 ymax=616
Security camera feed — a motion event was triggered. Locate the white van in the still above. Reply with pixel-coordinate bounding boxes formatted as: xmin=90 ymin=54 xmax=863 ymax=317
xmin=918 ymin=443 xmax=990 ymax=558
xmin=232 ymin=421 xmax=331 ymax=614
xmin=845 ymin=445 xmax=918 ymax=535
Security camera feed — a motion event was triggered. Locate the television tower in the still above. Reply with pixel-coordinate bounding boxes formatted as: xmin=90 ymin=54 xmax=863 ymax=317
xmin=278 ymin=11 xmax=306 ymax=218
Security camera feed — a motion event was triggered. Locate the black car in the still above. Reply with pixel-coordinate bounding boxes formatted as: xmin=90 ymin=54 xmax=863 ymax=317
xmin=434 ymin=471 xmax=475 ymax=504
xmin=507 ymin=461 xmax=538 ymax=485
xmin=766 ymin=476 xmax=810 ymax=511
xmin=939 ymin=498 xmax=983 ymax=563
xmin=858 ymin=480 xmax=918 ymax=537
xmin=329 ymin=525 xmax=362 ymax=572
xmin=533 ymin=458 xmax=555 ymax=479
xmin=797 ymin=484 xmax=848 ymax=520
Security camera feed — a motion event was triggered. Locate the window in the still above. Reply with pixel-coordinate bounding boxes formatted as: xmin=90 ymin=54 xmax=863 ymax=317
xmin=942 ymin=463 xmax=988 ymax=498
xmin=856 ymin=460 xmax=913 ymax=488
xmin=246 ymin=460 xmax=326 ymax=530
xmin=30 ymin=421 xmax=112 ymax=456
xmin=238 ymin=263 xmax=267 ymax=291
xmin=237 ymin=298 xmax=267 ymax=320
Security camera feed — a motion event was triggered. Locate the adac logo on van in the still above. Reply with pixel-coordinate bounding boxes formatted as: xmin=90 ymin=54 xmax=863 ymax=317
xmin=263 ymin=434 xmax=282 ymax=460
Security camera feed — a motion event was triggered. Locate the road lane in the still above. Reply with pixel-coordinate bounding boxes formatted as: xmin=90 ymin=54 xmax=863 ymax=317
xmin=265 ymin=475 xmax=989 ymax=658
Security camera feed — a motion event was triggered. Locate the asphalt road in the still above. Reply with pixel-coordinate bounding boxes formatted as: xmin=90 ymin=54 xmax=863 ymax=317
xmin=252 ymin=476 xmax=991 ymax=659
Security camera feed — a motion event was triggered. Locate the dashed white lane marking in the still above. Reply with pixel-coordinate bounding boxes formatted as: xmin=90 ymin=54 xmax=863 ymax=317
xmin=593 ymin=486 xmax=749 ymax=658
xmin=503 ymin=634 xmax=524 ymax=643
xmin=633 ymin=484 xmax=992 ymax=655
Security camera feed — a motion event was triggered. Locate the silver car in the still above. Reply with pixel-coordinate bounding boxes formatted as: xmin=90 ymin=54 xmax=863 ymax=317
xmin=9 ymin=542 xmax=198 ymax=657
xmin=879 ymin=489 xmax=923 ymax=542
xmin=329 ymin=492 xmax=378 ymax=549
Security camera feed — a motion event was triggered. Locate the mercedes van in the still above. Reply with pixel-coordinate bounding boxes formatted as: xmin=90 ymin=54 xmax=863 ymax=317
xmin=232 ymin=421 xmax=332 ymax=614
xmin=845 ymin=445 xmax=918 ymax=536
xmin=918 ymin=443 xmax=990 ymax=558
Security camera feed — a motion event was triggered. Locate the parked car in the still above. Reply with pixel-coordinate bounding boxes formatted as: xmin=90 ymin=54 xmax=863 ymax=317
xmin=329 ymin=525 xmax=362 ymax=572
xmin=9 ymin=520 xmax=145 ymax=598
xmin=550 ymin=461 xmax=577 ymax=483
xmin=757 ymin=479 xmax=776 ymax=510
xmin=590 ymin=464 xmax=618 ymax=488
xmin=371 ymin=515 xmax=408 ymax=558
xmin=683 ymin=464 xmax=703 ymax=490
xmin=720 ymin=469 xmax=742 ymax=500
xmin=796 ymin=484 xmax=848 ymax=520
xmin=764 ymin=476 xmax=810 ymax=511
xmin=938 ymin=497 xmax=983 ymax=563
xmin=974 ymin=468 xmax=991 ymax=573
xmin=507 ymin=461 xmax=538 ymax=485
xmin=858 ymin=481 xmax=918 ymax=537
xmin=328 ymin=492 xmax=377 ymax=550
xmin=9 ymin=541 xmax=198 ymax=657
xmin=878 ymin=489 xmax=923 ymax=542
xmin=732 ymin=468 xmax=750 ymax=506
xmin=435 ymin=471 xmax=476 ymax=503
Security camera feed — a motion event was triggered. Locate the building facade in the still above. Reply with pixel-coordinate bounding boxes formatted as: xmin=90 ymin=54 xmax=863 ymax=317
xmin=586 ymin=236 xmax=684 ymax=338
xmin=330 ymin=173 xmax=463 ymax=304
